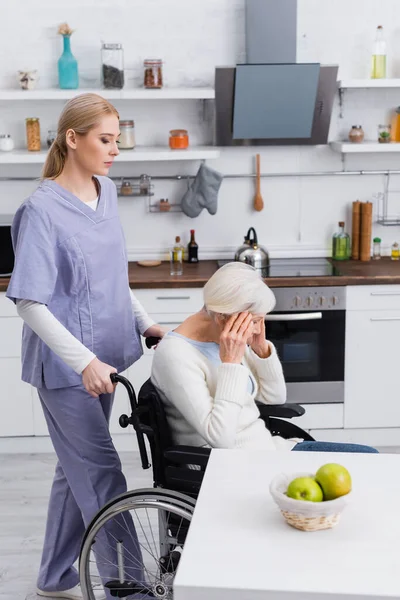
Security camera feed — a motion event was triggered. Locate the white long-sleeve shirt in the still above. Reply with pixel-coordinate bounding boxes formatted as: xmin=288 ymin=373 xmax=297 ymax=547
xmin=151 ymin=333 xmax=298 ymax=451
xmin=16 ymin=196 xmax=155 ymax=374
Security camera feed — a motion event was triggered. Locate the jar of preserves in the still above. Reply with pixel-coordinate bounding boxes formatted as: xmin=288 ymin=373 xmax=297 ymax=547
xmin=26 ymin=117 xmax=41 ymax=151
xmin=143 ymin=59 xmax=163 ymax=89
xmin=169 ymin=129 xmax=189 ymax=150
xmin=101 ymin=43 xmax=124 ymax=89
xmin=119 ymin=120 xmax=135 ymax=149
xmin=348 ymin=125 xmax=364 ymax=143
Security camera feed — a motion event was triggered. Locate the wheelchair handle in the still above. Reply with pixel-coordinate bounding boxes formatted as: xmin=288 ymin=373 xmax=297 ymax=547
xmin=110 ymin=373 xmax=150 ymax=470
xmin=145 ymin=336 xmax=161 ymax=349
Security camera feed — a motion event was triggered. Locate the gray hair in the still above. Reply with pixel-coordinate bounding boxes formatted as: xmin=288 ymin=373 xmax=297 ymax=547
xmin=203 ymin=262 xmax=276 ymax=316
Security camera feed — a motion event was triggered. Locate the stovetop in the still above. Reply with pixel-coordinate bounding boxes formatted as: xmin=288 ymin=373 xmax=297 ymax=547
xmin=218 ymin=258 xmax=338 ymax=278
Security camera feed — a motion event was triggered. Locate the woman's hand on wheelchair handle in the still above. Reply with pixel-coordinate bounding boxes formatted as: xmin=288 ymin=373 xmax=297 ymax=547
xmin=82 ymin=357 xmax=117 ymax=397
xmin=219 ymin=312 xmax=253 ymax=364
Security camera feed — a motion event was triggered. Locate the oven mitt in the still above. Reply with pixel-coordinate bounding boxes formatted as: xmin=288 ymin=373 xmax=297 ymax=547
xmin=181 ymin=163 xmax=223 ymax=218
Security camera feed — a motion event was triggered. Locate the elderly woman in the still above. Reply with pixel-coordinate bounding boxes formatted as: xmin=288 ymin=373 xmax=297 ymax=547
xmin=151 ymin=262 xmax=377 ymax=453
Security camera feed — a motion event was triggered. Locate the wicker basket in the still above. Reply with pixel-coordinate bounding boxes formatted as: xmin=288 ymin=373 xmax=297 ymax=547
xmin=269 ymin=472 xmax=351 ymax=532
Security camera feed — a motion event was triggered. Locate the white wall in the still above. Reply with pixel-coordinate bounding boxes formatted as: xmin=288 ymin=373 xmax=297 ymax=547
xmin=2 ymin=0 xmax=400 ymax=259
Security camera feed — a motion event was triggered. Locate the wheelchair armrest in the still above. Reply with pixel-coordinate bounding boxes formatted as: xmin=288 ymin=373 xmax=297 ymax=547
xmin=164 ymin=445 xmax=211 ymax=468
xmin=256 ymin=401 xmax=305 ymax=419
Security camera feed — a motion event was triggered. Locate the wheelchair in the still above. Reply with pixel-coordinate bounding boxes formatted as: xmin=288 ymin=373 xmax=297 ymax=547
xmin=79 ymin=341 xmax=314 ymax=599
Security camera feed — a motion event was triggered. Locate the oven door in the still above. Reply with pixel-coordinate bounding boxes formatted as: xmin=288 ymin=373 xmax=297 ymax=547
xmin=265 ymin=310 xmax=345 ymax=404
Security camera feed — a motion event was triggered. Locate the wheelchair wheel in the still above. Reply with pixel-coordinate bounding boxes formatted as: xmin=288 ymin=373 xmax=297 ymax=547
xmin=79 ymin=488 xmax=195 ymax=599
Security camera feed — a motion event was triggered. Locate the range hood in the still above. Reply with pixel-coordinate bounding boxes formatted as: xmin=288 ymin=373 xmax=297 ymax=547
xmin=215 ymin=0 xmax=338 ymax=146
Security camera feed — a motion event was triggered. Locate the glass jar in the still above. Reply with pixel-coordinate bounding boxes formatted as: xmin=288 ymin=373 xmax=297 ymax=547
xmin=391 ymin=242 xmax=400 ymax=260
xmin=139 ymin=174 xmax=151 ymax=195
xmin=348 ymin=125 xmax=364 ymax=143
xmin=143 ymin=59 xmax=163 ymax=89
xmin=0 ymin=134 xmax=14 ymax=152
xmin=26 ymin=117 xmax=41 ymax=151
xmin=119 ymin=120 xmax=135 ymax=149
xmin=120 ymin=180 xmax=133 ymax=196
xmin=47 ymin=130 xmax=57 ymax=148
xmin=169 ymin=129 xmax=189 ymax=150
xmin=378 ymin=124 xmax=391 ymax=143
xmin=101 ymin=43 xmax=124 ymax=89
xmin=372 ymin=237 xmax=382 ymax=260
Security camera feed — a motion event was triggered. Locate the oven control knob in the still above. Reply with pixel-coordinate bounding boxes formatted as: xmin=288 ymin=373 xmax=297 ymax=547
xmin=294 ymin=295 xmax=302 ymax=307
xmin=306 ymin=296 xmax=314 ymax=307
xmin=319 ymin=296 xmax=326 ymax=306
xmin=332 ymin=296 xmax=339 ymax=306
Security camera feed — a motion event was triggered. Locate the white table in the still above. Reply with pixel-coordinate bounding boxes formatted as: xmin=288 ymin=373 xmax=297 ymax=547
xmin=174 ymin=449 xmax=400 ymax=600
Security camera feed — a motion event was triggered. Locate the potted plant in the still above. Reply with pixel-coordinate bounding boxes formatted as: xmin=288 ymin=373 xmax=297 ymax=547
xmin=378 ymin=124 xmax=391 ymax=143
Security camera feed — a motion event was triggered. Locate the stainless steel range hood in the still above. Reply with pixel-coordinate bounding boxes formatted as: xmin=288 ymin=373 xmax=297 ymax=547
xmin=215 ymin=0 xmax=338 ymax=146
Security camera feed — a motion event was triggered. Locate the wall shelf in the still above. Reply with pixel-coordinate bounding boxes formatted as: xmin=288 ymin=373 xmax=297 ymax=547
xmin=338 ymin=79 xmax=400 ymax=89
xmin=0 ymin=88 xmax=215 ymax=101
xmin=330 ymin=141 xmax=400 ymax=154
xmin=0 ymin=146 xmax=220 ymax=164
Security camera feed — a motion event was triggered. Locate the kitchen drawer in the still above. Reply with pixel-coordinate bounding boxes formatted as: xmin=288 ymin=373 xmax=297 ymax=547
xmin=133 ymin=288 xmax=203 ymax=314
xmin=347 ymin=285 xmax=400 ymax=311
xmin=0 ymin=292 xmax=17 ymax=317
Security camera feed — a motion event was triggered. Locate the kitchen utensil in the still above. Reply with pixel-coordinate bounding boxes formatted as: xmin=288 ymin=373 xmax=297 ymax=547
xmin=235 ymin=227 xmax=269 ymax=271
xmin=253 ymin=154 xmax=264 ymax=212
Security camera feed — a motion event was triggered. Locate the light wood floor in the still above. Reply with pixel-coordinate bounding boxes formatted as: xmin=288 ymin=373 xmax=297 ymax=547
xmin=1 ymin=447 xmax=399 ymax=599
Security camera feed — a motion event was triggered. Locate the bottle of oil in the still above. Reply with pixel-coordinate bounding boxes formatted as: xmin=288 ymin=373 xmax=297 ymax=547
xmin=391 ymin=242 xmax=400 ymax=261
xmin=371 ymin=25 xmax=386 ymax=79
xmin=170 ymin=236 xmax=184 ymax=275
xmin=187 ymin=229 xmax=199 ymax=263
xmin=332 ymin=222 xmax=350 ymax=261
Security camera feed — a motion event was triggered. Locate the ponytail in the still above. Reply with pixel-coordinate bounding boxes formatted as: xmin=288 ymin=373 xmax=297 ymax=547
xmin=42 ymin=138 xmax=67 ymax=180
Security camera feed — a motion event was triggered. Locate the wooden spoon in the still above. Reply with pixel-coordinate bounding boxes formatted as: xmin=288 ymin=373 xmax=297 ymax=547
xmin=254 ymin=153 xmax=264 ymax=212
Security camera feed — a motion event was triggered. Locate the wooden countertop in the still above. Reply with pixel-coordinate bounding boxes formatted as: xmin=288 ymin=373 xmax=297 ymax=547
xmin=2 ymin=258 xmax=400 ymax=292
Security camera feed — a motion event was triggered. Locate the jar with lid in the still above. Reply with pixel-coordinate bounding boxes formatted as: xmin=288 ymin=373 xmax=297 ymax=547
xmin=26 ymin=118 xmax=41 ymax=151
xmin=119 ymin=120 xmax=135 ymax=149
xmin=0 ymin=134 xmax=14 ymax=152
xmin=143 ymin=59 xmax=163 ymax=89
xmin=47 ymin=130 xmax=57 ymax=148
xmin=391 ymin=242 xmax=400 ymax=260
xmin=139 ymin=174 xmax=151 ymax=195
xmin=101 ymin=43 xmax=124 ymax=89
xmin=120 ymin=180 xmax=133 ymax=196
xmin=348 ymin=125 xmax=364 ymax=143
xmin=169 ymin=129 xmax=189 ymax=150
xmin=372 ymin=237 xmax=382 ymax=260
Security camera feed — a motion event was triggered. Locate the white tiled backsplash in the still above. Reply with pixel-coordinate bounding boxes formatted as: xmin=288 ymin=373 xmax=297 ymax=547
xmin=2 ymin=0 xmax=400 ymax=259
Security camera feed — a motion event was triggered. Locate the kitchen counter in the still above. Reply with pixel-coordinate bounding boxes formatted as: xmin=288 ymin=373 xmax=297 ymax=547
xmin=2 ymin=258 xmax=400 ymax=292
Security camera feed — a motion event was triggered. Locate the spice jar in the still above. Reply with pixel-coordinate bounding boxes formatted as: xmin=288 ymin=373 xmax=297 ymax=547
xmin=0 ymin=134 xmax=14 ymax=152
xmin=118 ymin=120 xmax=135 ymax=149
xmin=143 ymin=59 xmax=163 ymax=89
xmin=47 ymin=130 xmax=57 ymax=148
xmin=120 ymin=181 xmax=133 ymax=196
xmin=139 ymin=174 xmax=151 ymax=195
xmin=391 ymin=242 xmax=400 ymax=260
xmin=101 ymin=43 xmax=124 ymax=89
xmin=159 ymin=199 xmax=171 ymax=212
xmin=348 ymin=125 xmax=364 ymax=143
xmin=169 ymin=129 xmax=189 ymax=150
xmin=26 ymin=117 xmax=41 ymax=151
xmin=372 ymin=237 xmax=382 ymax=260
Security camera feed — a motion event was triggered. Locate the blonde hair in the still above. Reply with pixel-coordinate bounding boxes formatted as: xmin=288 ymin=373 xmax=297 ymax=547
xmin=203 ymin=262 xmax=276 ymax=316
xmin=42 ymin=93 xmax=119 ymax=180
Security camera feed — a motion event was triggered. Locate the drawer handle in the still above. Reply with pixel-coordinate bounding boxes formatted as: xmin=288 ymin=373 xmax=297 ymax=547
xmin=370 ymin=317 xmax=400 ymax=322
xmin=156 ymin=296 xmax=191 ymax=300
xmin=370 ymin=292 xmax=400 ymax=297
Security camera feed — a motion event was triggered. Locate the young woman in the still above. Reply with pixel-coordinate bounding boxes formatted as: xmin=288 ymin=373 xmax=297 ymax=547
xmin=7 ymin=94 xmax=165 ymax=600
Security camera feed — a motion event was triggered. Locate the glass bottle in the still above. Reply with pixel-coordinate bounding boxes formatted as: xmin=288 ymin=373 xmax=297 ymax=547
xmin=332 ymin=221 xmax=350 ymax=261
xmin=372 ymin=237 xmax=382 ymax=260
xmin=58 ymin=35 xmax=79 ymax=89
xmin=101 ymin=43 xmax=124 ymax=89
xmin=26 ymin=118 xmax=41 ymax=151
xmin=170 ymin=236 xmax=184 ymax=275
xmin=391 ymin=242 xmax=400 ymax=260
xmin=187 ymin=229 xmax=199 ymax=263
xmin=371 ymin=25 xmax=386 ymax=79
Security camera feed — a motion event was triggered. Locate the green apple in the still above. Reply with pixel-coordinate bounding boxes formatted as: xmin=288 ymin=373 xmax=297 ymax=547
xmin=286 ymin=477 xmax=323 ymax=502
xmin=315 ymin=463 xmax=352 ymax=501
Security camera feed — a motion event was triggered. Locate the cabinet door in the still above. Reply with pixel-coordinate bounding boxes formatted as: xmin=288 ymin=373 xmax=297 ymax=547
xmin=0 ymin=358 xmax=34 ymax=436
xmin=345 ymin=310 xmax=400 ymax=428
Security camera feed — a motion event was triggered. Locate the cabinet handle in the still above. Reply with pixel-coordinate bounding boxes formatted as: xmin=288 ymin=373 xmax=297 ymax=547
xmin=156 ymin=296 xmax=191 ymax=300
xmin=370 ymin=292 xmax=400 ymax=296
xmin=370 ymin=317 xmax=400 ymax=322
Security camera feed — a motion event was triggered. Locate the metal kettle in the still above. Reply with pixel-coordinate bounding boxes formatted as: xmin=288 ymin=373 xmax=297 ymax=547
xmin=235 ymin=227 xmax=270 ymax=271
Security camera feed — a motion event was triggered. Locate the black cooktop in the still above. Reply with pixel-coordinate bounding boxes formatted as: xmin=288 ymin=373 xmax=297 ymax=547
xmin=218 ymin=258 xmax=338 ymax=277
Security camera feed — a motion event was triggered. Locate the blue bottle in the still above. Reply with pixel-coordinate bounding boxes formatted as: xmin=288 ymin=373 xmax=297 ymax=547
xmin=58 ymin=35 xmax=79 ymax=89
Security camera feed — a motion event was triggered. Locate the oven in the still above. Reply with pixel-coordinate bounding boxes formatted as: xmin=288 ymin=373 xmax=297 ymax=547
xmin=0 ymin=216 xmax=14 ymax=277
xmin=265 ymin=287 xmax=346 ymax=404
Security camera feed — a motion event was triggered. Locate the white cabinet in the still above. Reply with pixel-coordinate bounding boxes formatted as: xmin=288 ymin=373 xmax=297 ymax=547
xmin=345 ymin=286 xmax=400 ymax=428
xmin=0 ymin=358 xmax=34 ymax=436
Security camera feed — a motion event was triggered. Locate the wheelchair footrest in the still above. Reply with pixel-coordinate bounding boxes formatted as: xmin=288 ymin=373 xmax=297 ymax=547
xmin=105 ymin=580 xmax=155 ymax=597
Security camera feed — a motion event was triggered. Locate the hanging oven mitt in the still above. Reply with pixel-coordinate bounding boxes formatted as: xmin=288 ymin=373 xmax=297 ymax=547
xmin=181 ymin=163 xmax=224 ymax=218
